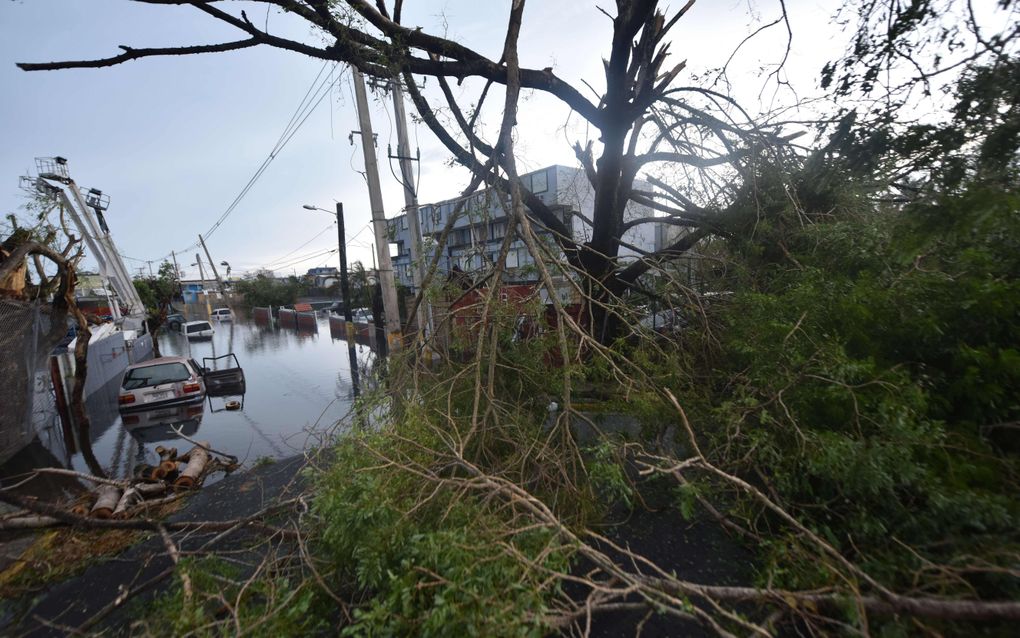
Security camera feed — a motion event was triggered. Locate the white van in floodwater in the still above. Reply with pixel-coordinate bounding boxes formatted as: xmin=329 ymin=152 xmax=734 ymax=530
xmin=212 ymin=307 xmax=234 ymax=322
xmin=182 ymin=320 xmax=214 ymax=339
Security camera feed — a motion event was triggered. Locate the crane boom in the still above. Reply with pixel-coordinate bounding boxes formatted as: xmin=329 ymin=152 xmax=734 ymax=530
xmin=29 ymin=157 xmax=146 ymax=320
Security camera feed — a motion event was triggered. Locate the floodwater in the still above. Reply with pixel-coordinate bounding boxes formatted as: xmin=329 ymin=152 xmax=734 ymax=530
xmin=0 ymin=314 xmax=370 ymax=499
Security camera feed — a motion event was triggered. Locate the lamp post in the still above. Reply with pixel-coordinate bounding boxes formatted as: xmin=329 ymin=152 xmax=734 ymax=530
xmin=220 ymin=261 xmax=231 ymax=289
xmin=304 ymin=203 xmax=359 ymax=396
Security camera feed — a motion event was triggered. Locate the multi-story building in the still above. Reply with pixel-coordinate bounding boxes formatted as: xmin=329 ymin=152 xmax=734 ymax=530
xmin=387 ymin=165 xmax=660 ymax=295
xmin=305 ymin=266 xmax=339 ymax=288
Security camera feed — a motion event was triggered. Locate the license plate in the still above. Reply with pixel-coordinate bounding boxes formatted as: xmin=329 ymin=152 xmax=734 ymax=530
xmin=148 ymin=391 xmax=172 ymax=402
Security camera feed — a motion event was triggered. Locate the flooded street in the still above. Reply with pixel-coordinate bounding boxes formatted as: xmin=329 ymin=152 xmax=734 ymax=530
xmin=1 ymin=315 xmax=368 ymax=495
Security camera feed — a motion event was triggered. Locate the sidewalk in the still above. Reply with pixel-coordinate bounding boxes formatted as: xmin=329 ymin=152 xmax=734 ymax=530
xmin=2 ymin=455 xmax=307 ymax=637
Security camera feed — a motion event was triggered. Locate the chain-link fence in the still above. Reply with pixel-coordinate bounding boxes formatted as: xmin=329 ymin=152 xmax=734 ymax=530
xmin=0 ymin=299 xmax=64 ymax=465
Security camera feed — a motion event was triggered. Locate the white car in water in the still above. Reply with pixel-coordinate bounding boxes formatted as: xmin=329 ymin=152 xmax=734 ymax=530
xmin=118 ymin=356 xmax=206 ymax=411
xmin=181 ymin=320 xmax=214 ymax=339
xmin=211 ymin=307 xmax=234 ymax=322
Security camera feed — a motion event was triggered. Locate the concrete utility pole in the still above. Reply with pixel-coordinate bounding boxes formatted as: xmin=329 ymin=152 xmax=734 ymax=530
xmin=195 ymin=253 xmax=212 ymax=318
xmin=198 ymin=234 xmax=226 ymax=297
xmin=171 ymin=250 xmax=185 ymax=317
xmin=390 ymin=80 xmax=430 ymax=337
xmin=351 ymin=65 xmax=401 ymax=352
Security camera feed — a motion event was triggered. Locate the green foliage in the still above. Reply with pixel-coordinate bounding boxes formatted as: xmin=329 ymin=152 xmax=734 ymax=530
xmin=233 ymin=274 xmax=306 ymax=308
xmin=133 ymin=557 xmax=329 ymax=637
xmin=132 ymin=260 xmax=179 ymax=319
xmin=648 ymin=172 xmax=1020 ymax=613
xmin=587 ymin=442 xmax=634 ymax=509
xmin=313 ymin=428 xmax=569 ymax=637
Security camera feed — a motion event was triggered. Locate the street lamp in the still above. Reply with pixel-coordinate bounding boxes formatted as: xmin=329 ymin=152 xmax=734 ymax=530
xmin=305 ymin=202 xmax=359 ymax=396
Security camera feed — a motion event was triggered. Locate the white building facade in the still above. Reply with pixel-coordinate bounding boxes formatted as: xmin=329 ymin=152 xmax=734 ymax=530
xmin=387 ymin=165 xmax=662 ymax=293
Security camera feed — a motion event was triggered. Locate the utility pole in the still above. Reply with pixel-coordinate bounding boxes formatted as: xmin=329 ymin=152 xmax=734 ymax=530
xmin=195 ymin=253 xmax=212 ymax=319
xmin=171 ymin=250 xmax=185 ymax=318
xmin=335 ymin=202 xmax=360 ymax=396
xmin=390 ymin=80 xmax=430 ymax=338
xmin=351 ymin=65 xmax=402 ymax=353
xmin=198 ymin=234 xmax=226 ymax=298
xmin=336 ymin=203 xmax=355 ymax=329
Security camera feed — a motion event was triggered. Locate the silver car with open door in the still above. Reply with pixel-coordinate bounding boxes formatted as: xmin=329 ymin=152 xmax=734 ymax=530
xmin=118 ymin=356 xmax=206 ymax=411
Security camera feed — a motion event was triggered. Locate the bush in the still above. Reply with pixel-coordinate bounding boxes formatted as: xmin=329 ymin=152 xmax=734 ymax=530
xmin=313 ymin=428 xmax=570 ymax=637
xmin=653 ymin=177 xmax=1020 ymax=607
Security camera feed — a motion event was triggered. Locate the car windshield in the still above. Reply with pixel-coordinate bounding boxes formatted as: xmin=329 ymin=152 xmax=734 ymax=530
xmin=186 ymin=323 xmax=211 ymax=333
xmin=123 ymin=363 xmax=191 ymax=390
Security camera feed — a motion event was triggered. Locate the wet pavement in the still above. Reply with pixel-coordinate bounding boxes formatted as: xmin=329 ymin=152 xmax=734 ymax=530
xmin=0 ymin=313 xmax=369 ymax=494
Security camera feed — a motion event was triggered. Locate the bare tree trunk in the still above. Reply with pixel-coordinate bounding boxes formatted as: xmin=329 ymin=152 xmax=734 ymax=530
xmin=151 ymin=326 xmax=162 ymax=358
xmin=174 ymin=443 xmax=210 ymax=490
xmin=63 ymin=262 xmax=106 ymax=478
xmin=90 ymin=484 xmax=122 ymax=519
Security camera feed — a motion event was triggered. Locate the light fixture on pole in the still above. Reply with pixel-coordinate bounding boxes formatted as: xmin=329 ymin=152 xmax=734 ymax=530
xmin=304 ymin=202 xmax=359 ymax=395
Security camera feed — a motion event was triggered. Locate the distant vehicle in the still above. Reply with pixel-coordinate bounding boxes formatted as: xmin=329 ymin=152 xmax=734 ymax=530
xmin=352 ymin=308 xmax=373 ymax=324
xmin=118 ymin=356 xmax=206 ymax=411
xmin=638 ymin=308 xmax=689 ymax=334
xmin=637 ymin=292 xmax=734 ymax=336
xmin=165 ymin=313 xmax=185 ymax=331
xmin=211 ymin=307 xmax=234 ymax=322
xmin=182 ymin=320 xmax=214 ymax=339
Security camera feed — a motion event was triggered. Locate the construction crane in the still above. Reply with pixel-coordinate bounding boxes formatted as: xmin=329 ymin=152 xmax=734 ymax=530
xmin=22 ymin=156 xmax=146 ymax=323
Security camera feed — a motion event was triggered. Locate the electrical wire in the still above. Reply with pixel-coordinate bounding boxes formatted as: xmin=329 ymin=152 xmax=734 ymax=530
xmin=198 ymin=62 xmax=344 ymax=243
xmin=147 ymin=61 xmax=345 ymax=263
xmin=263 ymin=245 xmax=336 ymax=270
xmin=269 ymin=247 xmax=338 ymax=272
xmin=260 ymin=221 xmax=335 ymax=267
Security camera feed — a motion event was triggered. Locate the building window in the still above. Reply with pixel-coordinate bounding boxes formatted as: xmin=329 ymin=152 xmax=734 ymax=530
xmin=401 ymin=216 xmax=408 ymax=230
xmin=531 ymin=169 xmax=548 ymax=193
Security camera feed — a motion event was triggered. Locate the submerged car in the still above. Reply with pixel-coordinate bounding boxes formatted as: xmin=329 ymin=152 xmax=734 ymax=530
xmin=165 ymin=313 xmax=185 ymax=331
xmin=118 ymin=356 xmax=206 ymax=411
xmin=181 ymin=320 xmax=214 ymax=339
xmin=120 ymin=402 xmax=205 ymax=438
xmin=211 ymin=307 xmax=234 ymax=322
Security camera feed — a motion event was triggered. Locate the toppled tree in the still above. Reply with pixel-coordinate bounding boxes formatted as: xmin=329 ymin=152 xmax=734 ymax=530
xmin=15 ymin=2 xmax=1020 ymax=635
xmin=133 ymin=260 xmax=180 ymax=356
xmin=17 ymin=0 xmax=803 ymax=343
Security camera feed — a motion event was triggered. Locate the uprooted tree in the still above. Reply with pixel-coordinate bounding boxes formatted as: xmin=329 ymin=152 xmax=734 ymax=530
xmin=15 ymin=1 xmax=1020 ymax=634
xmin=17 ymin=0 xmax=812 ymax=344
xmin=16 ymin=1 xmax=1018 ymax=342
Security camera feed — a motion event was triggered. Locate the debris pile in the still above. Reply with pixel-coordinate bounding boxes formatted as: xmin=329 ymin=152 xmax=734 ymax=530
xmin=0 ymin=440 xmax=239 ymax=530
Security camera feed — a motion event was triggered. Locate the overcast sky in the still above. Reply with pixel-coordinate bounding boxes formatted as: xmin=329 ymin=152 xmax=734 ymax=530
xmin=1 ymin=0 xmax=841 ymax=279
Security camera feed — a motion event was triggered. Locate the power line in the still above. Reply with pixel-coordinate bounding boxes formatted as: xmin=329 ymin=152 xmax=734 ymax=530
xmin=198 ymin=63 xmax=344 ymax=242
xmin=268 ymin=247 xmax=338 ymax=272
xmin=260 ymin=222 xmax=336 ymax=267
xmin=147 ymin=61 xmax=346 ymax=263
